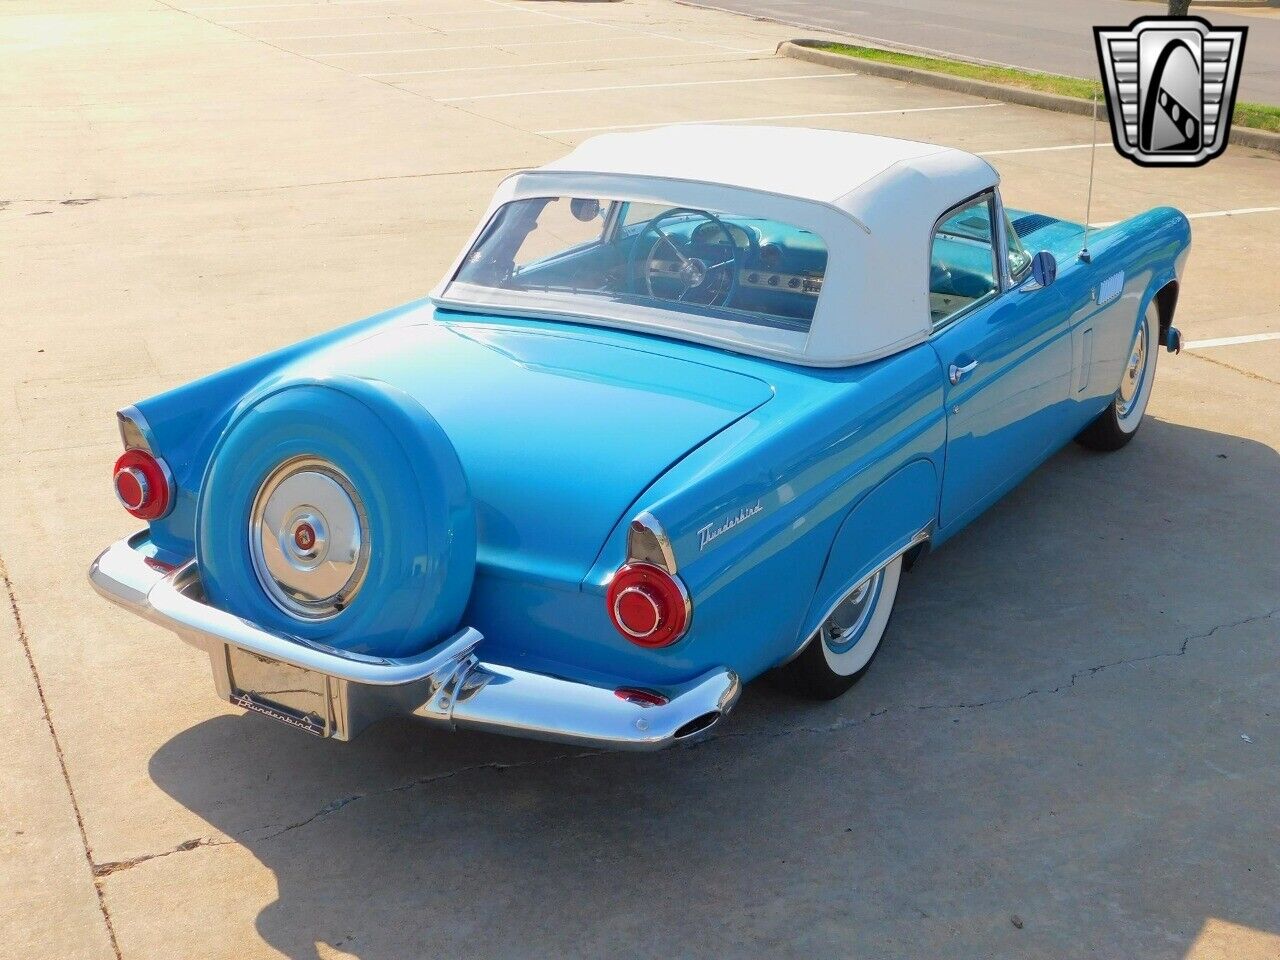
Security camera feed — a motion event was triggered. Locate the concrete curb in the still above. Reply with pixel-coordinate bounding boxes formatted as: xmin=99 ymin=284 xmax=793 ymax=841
xmin=778 ymin=39 xmax=1280 ymax=155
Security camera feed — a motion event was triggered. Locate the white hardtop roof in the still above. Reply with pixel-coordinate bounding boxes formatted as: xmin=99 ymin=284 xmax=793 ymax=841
xmin=536 ymin=126 xmax=998 ymax=237
xmin=434 ymin=126 xmax=1003 ymax=367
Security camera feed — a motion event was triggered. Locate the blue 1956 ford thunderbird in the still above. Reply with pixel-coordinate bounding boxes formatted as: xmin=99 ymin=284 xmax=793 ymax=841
xmin=90 ymin=126 xmax=1190 ymax=750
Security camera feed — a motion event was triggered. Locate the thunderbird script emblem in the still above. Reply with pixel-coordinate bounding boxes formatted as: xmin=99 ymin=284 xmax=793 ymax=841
xmin=1094 ymin=16 xmax=1247 ymax=167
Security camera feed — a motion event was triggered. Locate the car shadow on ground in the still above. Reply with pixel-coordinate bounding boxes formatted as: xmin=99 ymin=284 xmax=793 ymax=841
xmin=148 ymin=416 xmax=1280 ymax=959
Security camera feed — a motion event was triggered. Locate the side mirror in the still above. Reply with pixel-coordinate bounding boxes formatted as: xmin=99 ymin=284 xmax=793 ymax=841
xmin=1029 ymin=250 xmax=1057 ymax=289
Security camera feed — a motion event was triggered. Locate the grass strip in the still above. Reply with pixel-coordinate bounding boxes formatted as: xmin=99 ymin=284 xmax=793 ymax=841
xmin=818 ymin=43 xmax=1280 ymax=134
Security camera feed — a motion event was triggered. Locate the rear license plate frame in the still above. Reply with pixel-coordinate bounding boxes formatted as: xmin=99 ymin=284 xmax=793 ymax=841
xmin=224 ymin=645 xmax=333 ymax=737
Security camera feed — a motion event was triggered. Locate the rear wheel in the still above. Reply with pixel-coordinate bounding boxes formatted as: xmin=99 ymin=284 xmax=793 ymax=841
xmin=773 ymin=555 xmax=903 ymax=700
xmin=1076 ymin=302 xmax=1159 ymax=451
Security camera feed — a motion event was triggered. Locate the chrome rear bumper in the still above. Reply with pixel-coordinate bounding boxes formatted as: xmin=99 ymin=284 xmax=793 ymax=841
xmin=89 ymin=533 xmax=740 ymax=749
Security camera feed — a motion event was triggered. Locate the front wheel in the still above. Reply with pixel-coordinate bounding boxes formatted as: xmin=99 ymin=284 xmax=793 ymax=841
xmin=1076 ymin=302 xmax=1160 ymax=451
xmin=772 ymin=555 xmax=903 ymax=700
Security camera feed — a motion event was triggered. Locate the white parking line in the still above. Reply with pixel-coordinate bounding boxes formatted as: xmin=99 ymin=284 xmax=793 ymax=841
xmin=1091 ymin=206 xmax=1280 ymax=228
xmin=539 ymin=103 xmax=1003 ymax=135
xmin=1184 ymin=206 xmax=1280 ymax=221
xmin=315 ymin=37 xmax=602 ymax=57
xmin=224 ymin=14 xmax=411 ymax=23
xmin=440 ymin=72 xmax=858 ymax=102
xmin=978 ymin=143 xmax=1092 ymax=156
xmin=478 ymin=0 xmax=761 ymax=53
xmin=274 ymin=29 xmax=438 ymax=39
xmin=432 ymin=21 xmax=584 ymax=33
xmin=364 ymin=50 xmax=772 ymax=78
xmin=190 ymin=0 xmax=403 ymax=9
xmin=277 ymin=21 xmax=585 ymax=40
xmin=1184 ymin=332 xmax=1280 ymax=350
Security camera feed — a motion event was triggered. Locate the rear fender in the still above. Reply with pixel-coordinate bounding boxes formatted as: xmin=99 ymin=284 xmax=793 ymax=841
xmin=128 ymin=300 xmax=430 ymax=559
xmin=795 ymin=458 xmax=938 ymax=645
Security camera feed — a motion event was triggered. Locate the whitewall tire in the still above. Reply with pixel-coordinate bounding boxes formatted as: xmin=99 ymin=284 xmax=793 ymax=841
xmin=1076 ymin=301 xmax=1160 ymax=451
xmin=773 ymin=555 xmax=903 ymax=700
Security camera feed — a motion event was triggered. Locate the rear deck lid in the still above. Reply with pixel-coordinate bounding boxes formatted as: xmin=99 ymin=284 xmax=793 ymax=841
xmin=305 ymin=314 xmax=774 ymax=583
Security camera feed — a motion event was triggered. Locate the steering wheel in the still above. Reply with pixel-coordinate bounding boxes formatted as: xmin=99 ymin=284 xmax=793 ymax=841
xmin=629 ymin=208 xmax=745 ymax=308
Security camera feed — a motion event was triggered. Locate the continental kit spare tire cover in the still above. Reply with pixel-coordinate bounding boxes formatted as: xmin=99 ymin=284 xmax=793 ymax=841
xmin=196 ymin=377 xmax=476 ymax=659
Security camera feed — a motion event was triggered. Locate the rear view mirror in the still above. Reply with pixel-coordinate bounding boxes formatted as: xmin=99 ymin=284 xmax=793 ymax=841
xmin=1030 ymin=250 xmax=1057 ymax=289
xmin=570 ymin=198 xmax=602 ymax=222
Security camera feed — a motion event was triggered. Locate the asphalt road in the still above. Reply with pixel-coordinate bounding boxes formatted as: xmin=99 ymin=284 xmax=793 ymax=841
xmin=680 ymin=0 xmax=1280 ymax=103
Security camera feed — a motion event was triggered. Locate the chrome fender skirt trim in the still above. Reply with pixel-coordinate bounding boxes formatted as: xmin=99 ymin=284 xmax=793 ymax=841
xmin=89 ymin=533 xmax=740 ymax=748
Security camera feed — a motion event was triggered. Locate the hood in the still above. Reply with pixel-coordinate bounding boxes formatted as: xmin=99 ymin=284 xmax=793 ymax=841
xmin=295 ymin=313 xmax=774 ymax=583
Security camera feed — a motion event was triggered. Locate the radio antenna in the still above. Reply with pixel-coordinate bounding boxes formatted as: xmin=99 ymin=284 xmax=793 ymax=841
xmin=1079 ymin=90 xmax=1099 ymax=263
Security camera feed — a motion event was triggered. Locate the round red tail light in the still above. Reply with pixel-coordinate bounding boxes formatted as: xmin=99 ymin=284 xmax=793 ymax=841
xmin=113 ymin=449 xmax=173 ymax=521
xmin=606 ymin=563 xmax=690 ymax=648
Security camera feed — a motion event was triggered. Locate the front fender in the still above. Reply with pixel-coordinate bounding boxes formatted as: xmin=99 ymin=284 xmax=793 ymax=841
xmin=796 ymin=458 xmax=938 ymax=643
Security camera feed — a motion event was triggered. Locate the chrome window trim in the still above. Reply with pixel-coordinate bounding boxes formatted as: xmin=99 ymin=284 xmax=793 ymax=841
xmin=600 ymin=198 xmax=624 ymax=242
xmin=926 ymin=189 xmax=1001 ymax=335
xmin=994 ymin=189 xmax=1032 ymax=288
xmin=993 ymin=189 xmax=1014 ymax=290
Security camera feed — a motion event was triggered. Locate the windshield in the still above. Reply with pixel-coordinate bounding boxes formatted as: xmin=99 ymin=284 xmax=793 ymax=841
xmin=446 ymin=197 xmax=829 ymax=334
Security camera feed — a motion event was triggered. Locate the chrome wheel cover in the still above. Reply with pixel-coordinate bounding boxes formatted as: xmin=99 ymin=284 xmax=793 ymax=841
xmin=821 ymin=568 xmax=883 ymax=655
xmin=249 ymin=457 xmax=369 ymax=620
xmin=1116 ymin=318 xmax=1149 ymax=418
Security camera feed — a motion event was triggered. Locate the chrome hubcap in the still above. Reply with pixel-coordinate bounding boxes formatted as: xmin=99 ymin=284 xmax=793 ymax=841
xmin=249 ymin=457 xmax=369 ymax=620
xmin=822 ymin=569 xmax=882 ymax=653
xmin=1116 ymin=321 xmax=1148 ymax=417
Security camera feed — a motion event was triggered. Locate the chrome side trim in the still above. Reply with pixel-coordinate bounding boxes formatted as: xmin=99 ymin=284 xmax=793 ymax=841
xmin=626 ymin=510 xmax=678 ymax=573
xmin=116 ymin=405 xmax=153 ymax=452
xmin=89 ymin=533 xmax=740 ymax=748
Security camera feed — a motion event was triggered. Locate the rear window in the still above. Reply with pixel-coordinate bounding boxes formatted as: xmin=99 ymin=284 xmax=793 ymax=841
xmin=447 ymin=197 xmax=829 ymax=333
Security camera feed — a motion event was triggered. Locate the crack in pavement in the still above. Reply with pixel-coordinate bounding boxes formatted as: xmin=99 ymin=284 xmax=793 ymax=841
xmin=741 ymin=603 xmax=1280 ymax=738
xmin=93 ymin=836 xmax=231 ymax=879
xmin=913 ymin=603 xmax=1280 ymax=712
xmin=1 ymin=553 xmax=124 ymax=960
xmin=92 ymin=603 xmax=1278 ymax=878
xmin=0 ymin=166 xmax=528 ymax=206
xmin=1185 ymin=349 xmax=1280 ymax=389
xmin=91 ymin=748 xmax=603 ymax=878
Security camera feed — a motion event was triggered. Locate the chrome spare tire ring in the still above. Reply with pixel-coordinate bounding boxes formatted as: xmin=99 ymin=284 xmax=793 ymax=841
xmin=249 ymin=456 xmax=370 ymax=620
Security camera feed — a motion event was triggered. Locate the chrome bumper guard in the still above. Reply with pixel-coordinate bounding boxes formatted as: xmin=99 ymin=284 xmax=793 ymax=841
xmin=89 ymin=533 xmax=741 ymax=749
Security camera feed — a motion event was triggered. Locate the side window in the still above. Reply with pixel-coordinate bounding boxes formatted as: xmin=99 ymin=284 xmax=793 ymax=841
xmin=621 ymin=201 xmax=670 ymax=227
xmin=929 ymin=195 xmax=999 ymax=326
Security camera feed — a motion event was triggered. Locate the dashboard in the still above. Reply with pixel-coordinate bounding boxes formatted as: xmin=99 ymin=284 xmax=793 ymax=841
xmin=687 ymin=219 xmax=826 ymax=299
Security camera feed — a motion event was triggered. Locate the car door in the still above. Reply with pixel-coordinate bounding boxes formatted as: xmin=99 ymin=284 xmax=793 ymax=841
xmin=929 ymin=191 xmax=1074 ymax=531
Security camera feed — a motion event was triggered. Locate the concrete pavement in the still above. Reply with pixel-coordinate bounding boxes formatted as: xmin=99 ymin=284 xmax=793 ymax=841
xmin=3 ymin=1 xmax=1279 ymax=957
xmin=679 ymin=0 xmax=1280 ymax=104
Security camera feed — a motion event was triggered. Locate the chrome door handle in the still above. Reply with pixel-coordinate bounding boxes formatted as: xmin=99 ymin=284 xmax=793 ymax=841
xmin=948 ymin=360 xmax=978 ymax=385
